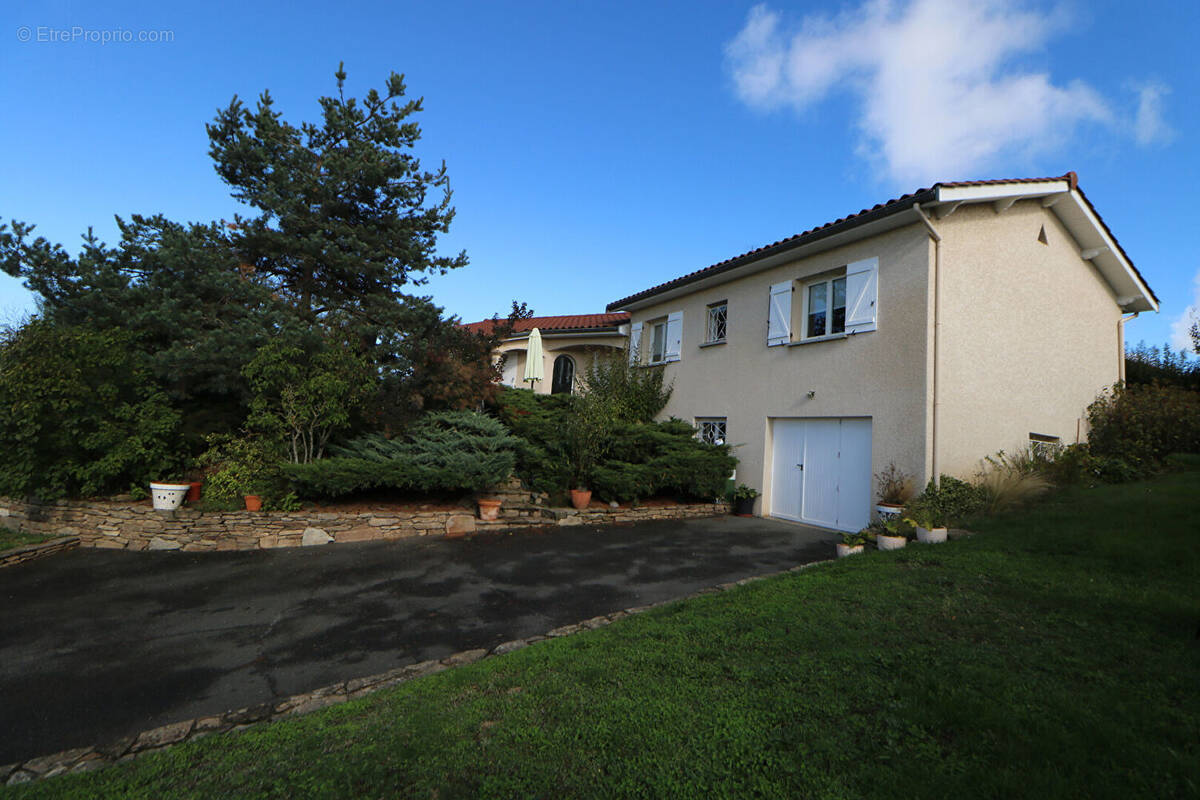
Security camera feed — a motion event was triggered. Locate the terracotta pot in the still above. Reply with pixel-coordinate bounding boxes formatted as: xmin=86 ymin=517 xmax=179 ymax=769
xmin=186 ymin=481 xmax=203 ymax=503
xmin=477 ymin=498 xmax=502 ymax=521
xmin=243 ymin=495 xmax=263 ymax=512
xmin=569 ymin=489 xmax=592 ymax=510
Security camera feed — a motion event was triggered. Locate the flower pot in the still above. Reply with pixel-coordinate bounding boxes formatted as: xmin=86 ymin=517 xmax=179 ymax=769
xmin=733 ymin=496 xmax=756 ymax=517
xmin=875 ymin=502 xmax=903 ymax=518
xmin=836 ymin=543 xmax=864 ymax=558
xmin=876 ymin=534 xmax=907 ymax=551
xmin=569 ymin=489 xmax=592 ymax=510
xmin=186 ymin=481 xmax=203 ymax=503
xmin=477 ymin=498 xmax=502 ymax=521
xmin=916 ymin=526 xmax=948 ymax=544
xmin=243 ymin=495 xmax=263 ymax=512
xmin=149 ymin=482 xmax=189 ymax=511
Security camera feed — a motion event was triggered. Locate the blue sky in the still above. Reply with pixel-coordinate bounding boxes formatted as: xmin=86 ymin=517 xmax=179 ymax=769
xmin=3 ymin=0 xmax=1197 ymax=351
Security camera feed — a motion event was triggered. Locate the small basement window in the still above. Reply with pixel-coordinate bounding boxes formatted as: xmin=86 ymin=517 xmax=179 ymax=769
xmin=696 ymin=417 xmax=727 ymax=446
xmin=1029 ymin=432 xmax=1061 ymax=458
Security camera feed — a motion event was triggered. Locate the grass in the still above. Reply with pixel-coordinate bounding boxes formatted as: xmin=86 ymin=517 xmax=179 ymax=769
xmin=8 ymin=472 xmax=1200 ymax=798
xmin=0 ymin=528 xmax=54 ymax=553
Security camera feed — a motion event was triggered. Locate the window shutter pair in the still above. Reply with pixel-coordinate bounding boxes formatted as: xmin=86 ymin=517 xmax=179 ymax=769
xmin=765 ymin=257 xmax=878 ymax=344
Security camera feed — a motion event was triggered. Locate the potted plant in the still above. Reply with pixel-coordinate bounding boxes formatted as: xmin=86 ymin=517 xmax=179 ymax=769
xmin=731 ymin=484 xmax=759 ymax=516
xmin=149 ymin=481 xmax=190 ymax=511
xmin=477 ymin=497 xmax=503 ymax=521
xmin=564 ymin=393 xmax=614 ymax=511
xmin=875 ymin=463 xmax=914 ymax=518
xmin=243 ymin=493 xmax=264 ymax=512
xmin=906 ymin=506 xmax=949 ymax=544
xmin=876 ymin=515 xmax=913 ymax=551
xmin=837 ymin=528 xmax=869 ymax=557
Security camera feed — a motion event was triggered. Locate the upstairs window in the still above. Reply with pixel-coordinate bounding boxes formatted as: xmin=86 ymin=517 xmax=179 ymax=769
xmin=650 ymin=320 xmax=667 ymax=363
xmin=805 ymin=276 xmax=847 ymax=338
xmin=705 ymin=301 xmax=728 ymax=343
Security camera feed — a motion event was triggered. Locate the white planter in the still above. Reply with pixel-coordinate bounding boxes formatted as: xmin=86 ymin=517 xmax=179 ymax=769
xmin=150 ymin=482 xmax=189 ymax=511
xmin=916 ymin=526 xmax=948 ymax=544
xmin=876 ymin=534 xmax=907 ymax=551
xmin=836 ymin=543 xmax=864 ymax=558
xmin=875 ymin=503 xmax=904 ymax=518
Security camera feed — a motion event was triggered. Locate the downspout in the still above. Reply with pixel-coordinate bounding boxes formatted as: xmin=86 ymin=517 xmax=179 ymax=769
xmin=1118 ymin=312 xmax=1138 ymax=383
xmin=913 ymin=203 xmax=942 ymax=484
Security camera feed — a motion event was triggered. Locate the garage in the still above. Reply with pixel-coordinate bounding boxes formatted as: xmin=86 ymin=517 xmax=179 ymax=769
xmin=770 ymin=418 xmax=872 ymax=532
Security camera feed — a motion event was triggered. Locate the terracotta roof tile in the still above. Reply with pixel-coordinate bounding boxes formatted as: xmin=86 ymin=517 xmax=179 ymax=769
xmin=461 ymin=312 xmax=629 ymax=336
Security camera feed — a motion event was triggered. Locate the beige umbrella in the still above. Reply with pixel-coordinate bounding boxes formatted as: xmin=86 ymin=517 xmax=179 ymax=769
xmin=522 ymin=327 xmax=544 ymax=390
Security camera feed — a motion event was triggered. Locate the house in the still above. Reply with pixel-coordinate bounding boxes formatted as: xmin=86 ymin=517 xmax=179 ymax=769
xmin=462 ymin=313 xmax=630 ymax=394
xmin=607 ymin=173 xmax=1158 ymax=531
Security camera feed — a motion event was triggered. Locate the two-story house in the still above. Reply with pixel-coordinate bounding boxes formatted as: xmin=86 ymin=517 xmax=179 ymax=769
xmin=607 ymin=173 xmax=1158 ymax=531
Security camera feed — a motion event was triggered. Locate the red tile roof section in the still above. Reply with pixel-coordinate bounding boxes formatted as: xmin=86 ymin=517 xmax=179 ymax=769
xmin=461 ymin=312 xmax=630 ymax=336
xmin=607 ymin=171 xmax=1156 ymax=310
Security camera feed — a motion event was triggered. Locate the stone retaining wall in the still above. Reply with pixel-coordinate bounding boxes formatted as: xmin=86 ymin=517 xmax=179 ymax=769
xmin=0 ymin=497 xmax=728 ymax=552
xmin=0 ymin=537 xmax=80 ymax=568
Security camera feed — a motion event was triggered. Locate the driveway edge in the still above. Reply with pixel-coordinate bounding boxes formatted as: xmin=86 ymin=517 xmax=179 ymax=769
xmin=2 ymin=558 xmax=833 ymax=786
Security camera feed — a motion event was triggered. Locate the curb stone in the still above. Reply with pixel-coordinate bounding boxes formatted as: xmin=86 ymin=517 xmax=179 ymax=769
xmin=7 ymin=554 xmax=837 ymax=785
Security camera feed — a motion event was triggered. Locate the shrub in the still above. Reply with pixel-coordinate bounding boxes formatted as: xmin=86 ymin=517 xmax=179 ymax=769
xmin=491 ymin=387 xmax=575 ymax=494
xmin=577 ymin=352 xmax=673 ymax=424
xmin=0 ymin=320 xmax=181 ymax=499
xmin=589 ymin=419 xmax=736 ymax=503
xmin=285 ymin=411 xmax=521 ymax=498
xmin=875 ymin=462 xmax=915 ymax=504
xmin=198 ymin=433 xmax=293 ymax=509
xmin=905 ymin=475 xmax=984 ymax=528
xmin=1086 ymin=383 xmax=1200 ymax=474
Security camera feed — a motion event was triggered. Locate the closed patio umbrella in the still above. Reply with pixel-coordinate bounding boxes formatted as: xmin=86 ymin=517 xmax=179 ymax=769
xmin=523 ymin=327 xmax=544 ymax=390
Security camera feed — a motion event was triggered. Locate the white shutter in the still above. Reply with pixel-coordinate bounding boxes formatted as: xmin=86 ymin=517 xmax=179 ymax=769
xmin=664 ymin=311 xmax=683 ymax=362
xmin=767 ymin=282 xmax=792 ymax=346
xmin=628 ymin=321 xmax=643 ymax=364
xmin=845 ymin=257 xmax=878 ymax=333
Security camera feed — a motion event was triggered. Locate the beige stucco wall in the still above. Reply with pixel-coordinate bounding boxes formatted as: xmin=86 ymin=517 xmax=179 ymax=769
xmin=629 ymin=224 xmax=934 ymax=514
xmin=494 ymin=334 xmax=624 ymax=394
xmin=933 ymin=201 xmax=1122 ymax=478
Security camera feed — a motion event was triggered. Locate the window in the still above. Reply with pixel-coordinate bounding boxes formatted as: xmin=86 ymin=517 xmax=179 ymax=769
xmin=705 ymin=301 xmax=727 ymax=343
xmin=696 ymin=417 xmax=727 ymax=446
xmin=650 ymin=320 xmax=667 ymax=363
xmin=551 ymin=355 xmax=575 ymax=394
xmin=1029 ymin=432 xmax=1061 ymax=458
xmin=804 ymin=275 xmax=847 ymax=338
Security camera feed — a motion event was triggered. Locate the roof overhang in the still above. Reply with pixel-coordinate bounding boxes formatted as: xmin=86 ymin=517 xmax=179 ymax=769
xmin=930 ymin=180 xmax=1157 ymax=313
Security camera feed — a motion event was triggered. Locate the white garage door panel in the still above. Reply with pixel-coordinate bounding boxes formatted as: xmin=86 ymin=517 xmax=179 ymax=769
xmin=835 ymin=420 xmax=873 ymax=533
xmin=801 ymin=420 xmax=840 ymax=528
xmin=770 ymin=417 xmax=872 ymax=533
xmin=770 ymin=420 xmax=805 ymax=521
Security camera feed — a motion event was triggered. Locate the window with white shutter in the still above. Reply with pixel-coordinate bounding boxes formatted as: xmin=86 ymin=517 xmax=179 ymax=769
xmin=664 ymin=311 xmax=683 ymax=362
xmin=767 ymin=282 xmax=793 ymax=346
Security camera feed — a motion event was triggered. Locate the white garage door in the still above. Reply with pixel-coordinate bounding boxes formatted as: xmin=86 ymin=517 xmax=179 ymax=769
xmin=770 ymin=418 xmax=872 ymax=532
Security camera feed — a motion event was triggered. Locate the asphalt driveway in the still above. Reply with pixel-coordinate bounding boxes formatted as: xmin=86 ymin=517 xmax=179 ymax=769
xmin=0 ymin=515 xmax=837 ymax=764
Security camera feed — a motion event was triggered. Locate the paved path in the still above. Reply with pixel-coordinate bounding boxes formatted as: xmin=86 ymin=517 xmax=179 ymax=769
xmin=0 ymin=516 xmax=836 ymax=763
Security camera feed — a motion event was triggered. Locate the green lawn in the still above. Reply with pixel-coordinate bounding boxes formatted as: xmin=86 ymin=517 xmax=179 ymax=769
xmin=9 ymin=472 xmax=1200 ymax=799
xmin=0 ymin=528 xmax=54 ymax=553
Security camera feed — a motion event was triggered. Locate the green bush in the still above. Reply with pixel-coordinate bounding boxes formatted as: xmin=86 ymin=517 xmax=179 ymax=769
xmin=0 ymin=320 xmax=181 ymax=499
xmin=491 ymin=388 xmax=575 ymax=494
xmin=1086 ymin=383 xmax=1200 ymax=474
xmin=285 ymin=411 xmax=521 ymax=498
xmin=578 ymin=352 xmax=672 ymax=424
xmin=590 ymin=419 xmax=736 ymax=503
xmin=905 ymin=475 xmax=985 ymax=528
xmin=199 ymin=433 xmax=293 ymax=509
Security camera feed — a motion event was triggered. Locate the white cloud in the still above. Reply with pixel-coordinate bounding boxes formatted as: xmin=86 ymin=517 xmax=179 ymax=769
xmin=724 ymin=0 xmax=1128 ymax=185
xmin=1169 ymin=268 xmax=1200 ymax=353
xmin=1132 ymin=82 xmax=1176 ymax=146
